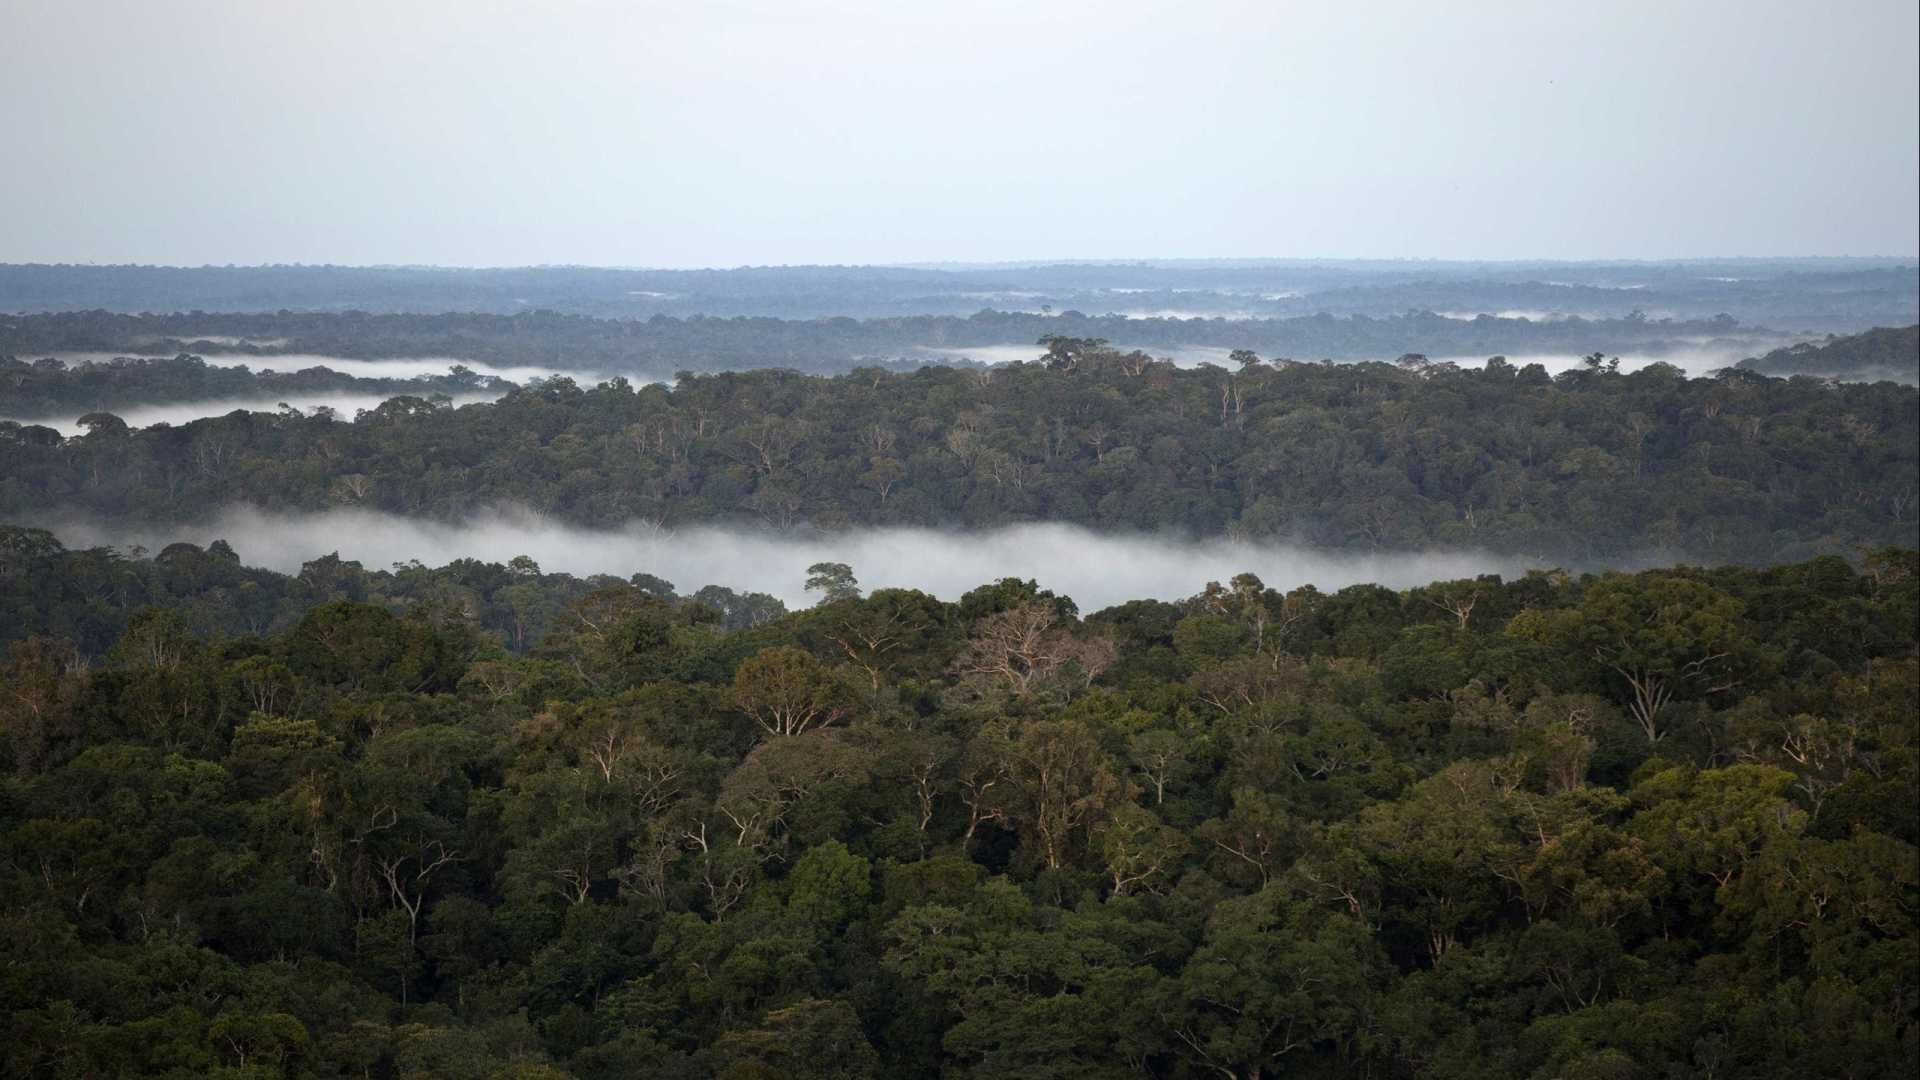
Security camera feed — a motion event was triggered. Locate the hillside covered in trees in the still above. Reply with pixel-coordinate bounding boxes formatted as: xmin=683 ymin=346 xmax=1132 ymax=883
xmin=0 ymin=354 xmax=512 ymax=421
xmin=1737 ymin=325 xmax=1920 ymax=383
xmin=1 ymin=541 xmax=1914 ymax=1078
xmin=3 ymin=259 xmax=1913 ymax=330
xmin=0 ymin=525 xmax=787 ymax=658
xmin=0 ymin=307 xmax=1793 ymax=377
xmin=4 ymin=349 xmax=1915 ymax=564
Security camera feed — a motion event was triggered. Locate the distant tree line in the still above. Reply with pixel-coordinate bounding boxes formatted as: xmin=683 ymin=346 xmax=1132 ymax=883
xmin=0 ymin=307 xmax=1796 ymax=376
xmin=1 ymin=260 xmax=1912 ymax=329
xmin=3 ymin=349 xmax=1915 ymax=563
xmin=1737 ymin=324 xmax=1919 ymax=383
xmin=0 ymin=354 xmax=511 ymax=419
xmin=0 ymin=525 xmax=785 ymax=658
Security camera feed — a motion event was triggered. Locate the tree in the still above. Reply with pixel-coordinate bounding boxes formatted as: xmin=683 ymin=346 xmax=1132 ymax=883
xmin=804 ymin=562 xmax=861 ymax=604
xmin=815 ymin=588 xmax=943 ymax=689
xmin=997 ymin=718 xmax=1132 ymax=871
xmin=1631 ymin=763 xmax=1806 ymax=890
xmin=1173 ymin=891 xmax=1379 ymax=1078
xmin=716 ymin=731 xmax=871 ymax=853
xmin=1512 ymin=574 xmax=1765 ymax=743
xmin=1127 ymin=725 xmax=1199 ymax=806
xmin=733 ymin=646 xmax=853 ymax=738
xmin=1416 ymin=578 xmax=1484 ymax=630
xmin=1098 ymin=803 xmax=1188 ymax=895
xmin=75 ymin=412 xmax=129 ymax=439
xmin=0 ymin=637 xmax=85 ymax=774
xmin=1037 ymin=335 xmax=1109 ymax=372
xmin=208 ymin=1011 xmax=310 ymax=1072
xmin=949 ymin=602 xmax=1114 ymax=697
xmin=713 ymin=999 xmax=881 ymax=1080
xmin=783 ymin=839 xmax=872 ymax=930
xmin=859 ymin=457 xmax=905 ymax=505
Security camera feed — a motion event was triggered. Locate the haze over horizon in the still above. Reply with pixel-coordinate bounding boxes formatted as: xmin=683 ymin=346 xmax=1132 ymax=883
xmin=8 ymin=255 xmax=1917 ymax=272
xmin=5 ymin=0 xmax=1916 ymax=268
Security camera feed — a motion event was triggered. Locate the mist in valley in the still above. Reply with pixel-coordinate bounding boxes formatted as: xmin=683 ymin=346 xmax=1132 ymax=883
xmin=35 ymin=507 xmax=1569 ymax=613
xmin=909 ymin=340 xmax=1771 ymax=376
xmin=0 ymin=352 xmax=622 ymax=431
xmin=1432 ymin=343 xmax=1765 ymax=376
xmin=910 ymin=344 xmax=1240 ymax=369
xmin=6 ymin=391 xmax=510 ymax=436
xmin=1 ymin=343 xmax=1782 ymax=434
xmin=21 ymin=352 xmax=606 ymax=385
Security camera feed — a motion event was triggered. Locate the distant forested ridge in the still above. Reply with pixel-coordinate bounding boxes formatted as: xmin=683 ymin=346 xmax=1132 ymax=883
xmin=1737 ymin=324 xmax=1920 ymax=383
xmin=2 ymin=259 xmax=1914 ymax=330
xmin=0 ymin=353 xmax=512 ymax=419
xmin=0 ymin=525 xmax=784 ymax=657
xmin=1 ymin=306 xmax=1793 ymax=377
xmin=4 ymin=351 xmax=1915 ymax=564
xmin=1 ymin=542 xmax=1914 ymax=1078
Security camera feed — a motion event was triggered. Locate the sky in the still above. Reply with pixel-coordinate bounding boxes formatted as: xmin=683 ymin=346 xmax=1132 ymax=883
xmin=3 ymin=0 xmax=1916 ymax=267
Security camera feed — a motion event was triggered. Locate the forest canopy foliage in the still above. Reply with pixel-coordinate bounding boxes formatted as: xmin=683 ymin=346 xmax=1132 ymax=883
xmin=0 ymin=306 xmax=1794 ymax=377
xmin=1737 ymin=324 xmax=1920 ymax=383
xmin=1 ymin=538 xmax=1914 ymax=1079
xmin=0 ymin=525 xmax=786 ymax=658
xmin=4 ymin=349 xmax=1915 ymax=564
xmin=0 ymin=353 xmax=511 ymax=419
xmin=4 ymin=285 xmax=1918 ymax=1079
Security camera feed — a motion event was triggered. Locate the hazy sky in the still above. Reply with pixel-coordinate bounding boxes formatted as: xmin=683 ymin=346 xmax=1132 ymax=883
xmin=3 ymin=0 xmax=1915 ymax=266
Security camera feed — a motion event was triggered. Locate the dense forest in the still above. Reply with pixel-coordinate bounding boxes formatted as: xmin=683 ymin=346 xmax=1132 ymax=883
xmin=0 ymin=354 xmax=512 ymax=420
xmin=0 ymin=526 xmax=786 ymax=658
xmin=2 ymin=535 xmax=1914 ymax=1078
xmin=0 ymin=307 xmax=1793 ymax=377
xmin=4 ymin=349 xmax=1915 ymax=563
xmin=4 ymin=279 xmax=1917 ymax=1080
xmin=9 ymin=0 xmax=1915 ymax=1074
xmin=2 ymin=260 xmax=1914 ymax=330
xmin=1738 ymin=325 xmax=1920 ymax=384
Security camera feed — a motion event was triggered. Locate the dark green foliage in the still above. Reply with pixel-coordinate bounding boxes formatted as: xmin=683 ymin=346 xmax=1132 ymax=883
xmin=4 ymin=356 xmax=1916 ymax=564
xmin=0 ymin=528 xmax=786 ymax=659
xmin=1738 ymin=324 xmax=1919 ymax=382
xmin=0 ymin=353 xmax=511 ymax=419
xmin=1 ymin=549 xmax=1914 ymax=1078
xmin=0 ymin=305 xmax=1785 ymax=378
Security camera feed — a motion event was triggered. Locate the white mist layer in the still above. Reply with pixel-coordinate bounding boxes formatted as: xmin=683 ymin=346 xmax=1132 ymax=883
xmin=908 ymin=343 xmax=1771 ymax=375
xmin=1431 ymin=346 xmax=1755 ymax=376
xmin=1432 ymin=309 xmax=1590 ymax=321
xmin=5 ymin=392 xmax=508 ymax=435
xmin=910 ymin=344 xmax=1237 ymax=370
xmin=195 ymin=354 xmax=603 ymax=384
xmin=1115 ymin=309 xmax=1261 ymax=320
xmin=37 ymin=509 xmax=1543 ymax=611
xmin=164 ymin=335 xmax=290 ymax=347
xmin=909 ymin=344 xmax=1047 ymax=366
xmin=26 ymin=352 xmax=602 ymax=384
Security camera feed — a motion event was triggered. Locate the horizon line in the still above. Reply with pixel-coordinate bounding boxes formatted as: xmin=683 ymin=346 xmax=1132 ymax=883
xmin=2 ymin=255 xmax=1916 ymax=274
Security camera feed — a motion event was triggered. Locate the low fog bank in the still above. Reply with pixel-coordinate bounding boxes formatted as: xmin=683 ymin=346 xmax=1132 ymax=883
xmin=911 ymin=344 xmax=1237 ymax=369
xmin=25 ymin=352 xmax=605 ymax=385
xmin=195 ymin=354 xmax=609 ymax=385
xmin=5 ymin=391 xmax=508 ymax=435
xmin=1435 ymin=344 xmax=1763 ymax=377
xmin=908 ymin=343 xmax=1766 ymax=375
xmin=34 ymin=508 xmax=1572 ymax=611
